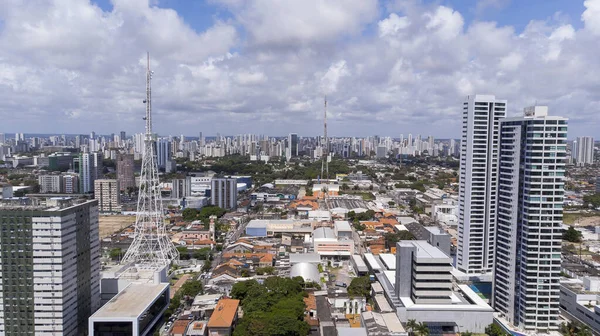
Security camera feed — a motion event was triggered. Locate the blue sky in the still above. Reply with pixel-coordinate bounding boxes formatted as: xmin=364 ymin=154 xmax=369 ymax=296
xmin=1 ymin=0 xmax=599 ymax=137
xmin=92 ymin=0 xmax=587 ymax=34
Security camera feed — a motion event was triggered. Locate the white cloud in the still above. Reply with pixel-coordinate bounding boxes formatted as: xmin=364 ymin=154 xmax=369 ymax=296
xmin=319 ymin=61 xmax=350 ymax=95
xmin=582 ymin=0 xmax=600 ymax=35
xmin=378 ymin=13 xmax=411 ymax=38
xmin=214 ymin=0 xmax=379 ymax=46
xmin=0 ymin=0 xmax=599 ymax=137
xmin=424 ymin=6 xmax=464 ymax=40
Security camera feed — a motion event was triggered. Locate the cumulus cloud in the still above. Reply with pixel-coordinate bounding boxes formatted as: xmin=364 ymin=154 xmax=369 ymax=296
xmin=213 ymin=0 xmax=379 ymax=47
xmin=582 ymin=0 xmax=600 ymax=35
xmin=0 ymin=0 xmax=599 ymax=137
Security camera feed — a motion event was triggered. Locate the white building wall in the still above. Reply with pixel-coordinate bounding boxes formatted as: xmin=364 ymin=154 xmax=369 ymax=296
xmin=457 ymin=94 xmax=506 ymax=274
xmin=493 ymin=106 xmax=566 ymax=332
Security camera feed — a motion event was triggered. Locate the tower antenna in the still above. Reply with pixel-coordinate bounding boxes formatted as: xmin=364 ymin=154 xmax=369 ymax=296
xmin=121 ymin=52 xmax=179 ymax=267
xmin=320 ymin=96 xmax=329 ymax=181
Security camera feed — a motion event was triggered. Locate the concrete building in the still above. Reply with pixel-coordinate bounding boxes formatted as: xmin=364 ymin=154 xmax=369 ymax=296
xmin=39 ymin=174 xmax=63 ymax=193
xmin=78 ymin=151 xmax=103 ymax=193
xmin=62 ymin=174 xmax=79 ymax=194
xmin=245 ymin=219 xmax=314 ymax=237
xmin=117 ymin=153 xmax=135 ymax=191
xmin=457 ymin=94 xmax=506 ymax=275
xmin=492 ymin=106 xmax=566 ymax=332
xmin=424 ymin=227 xmax=451 ymax=257
xmin=0 ymin=197 xmax=101 ymax=335
xmin=89 ymin=283 xmax=169 ymax=336
xmin=94 ymin=179 xmax=121 ymax=213
xmin=0 ymin=183 xmax=13 ymax=199
xmin=288 ymin=133 xmax=299 ymax=157
xmin=377 ymin=241 xmax=493 ymax=334
xmin=172 ymin=177 xmax=192 ymax=199
xmin=157 ymin=138 xmax=172 ymax=170
xmin=559 ymin=277 xmax=600 ymax=335
xmin=211 ymin=178 xmax=237 ymax=209
xmin=573 ymin=136 xmax=594 ymax=166
xmin=395 ymin=241 xmax=453 ymax=304
xmin=313 ymin=227 xmax=354 ymax=257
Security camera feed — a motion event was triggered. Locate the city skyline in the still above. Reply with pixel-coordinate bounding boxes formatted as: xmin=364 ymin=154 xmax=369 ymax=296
xmin=1 ymin=0 xmax=600 ymax=137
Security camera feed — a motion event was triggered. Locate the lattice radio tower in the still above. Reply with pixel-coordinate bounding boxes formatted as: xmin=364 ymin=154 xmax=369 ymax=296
xmin=121 ymin=52 xmax=179 ymax=267
xmin=320 ymin=96 xmax=329 ymax=182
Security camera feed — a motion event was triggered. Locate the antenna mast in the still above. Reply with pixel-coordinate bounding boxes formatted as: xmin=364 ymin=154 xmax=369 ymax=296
xmin=321 ymin=96 xmax=329 ymax=181
xmin=121 ymin=52 xmax=179 ymax=267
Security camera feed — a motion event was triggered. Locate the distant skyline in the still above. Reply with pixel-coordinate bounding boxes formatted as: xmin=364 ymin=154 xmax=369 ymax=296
xmin=1 ymin=0 xmax=600 ymax=137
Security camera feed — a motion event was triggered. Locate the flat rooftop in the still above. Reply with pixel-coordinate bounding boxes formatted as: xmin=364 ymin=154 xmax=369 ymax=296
xmin=91 ymin=283 xmax=169 ymax=318
xmin=399 ymin=240 xmax=449 ymax=259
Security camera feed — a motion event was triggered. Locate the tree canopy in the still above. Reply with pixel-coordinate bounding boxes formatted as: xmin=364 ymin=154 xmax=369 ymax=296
xmin=563 ymin=226 xmax=583 ymax=243
xmin=383 ymin=231 xmax=415 ymax=249
xmin=583 ymin=193 xmax=600 ymax=208
xmin=485 ymin=323 xmax=507 ymax=336
xmin=231 ymin=277 xmax=310 ymax=336
xmin=347 ymin=276 xmax=371 ymax=299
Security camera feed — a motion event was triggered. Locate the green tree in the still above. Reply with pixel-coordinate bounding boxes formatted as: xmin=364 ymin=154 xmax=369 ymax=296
xmin=347 ymin=276 xmax=371 ymax=299
xmin=485 ymin=323 xmax=507 ymax=336
xmin=583 ymin=193 xmax=600 ymax=208
xmin=383 ymin=231 xmax=415 ymax=249
xmin=416 ymin=322 xmax=430 ymax=336
xmin=563 ymin=226 xmax=583 ymax=243
xmin=202 ymin=259 xmax=212 ymax=272
xmin=179 ymin=279 xmax=203 ymax=297
xmin=108 ymin=248 xmax=122 ymax=260
xmin=182 ymin=208 xmax=199 ymax=221
xmin=406 ymin=319 xmax=418 ymax=336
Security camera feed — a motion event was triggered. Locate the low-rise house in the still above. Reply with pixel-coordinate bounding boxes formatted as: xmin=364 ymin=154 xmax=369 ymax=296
xmin=207 ymin=299 xmax=240 ymax=336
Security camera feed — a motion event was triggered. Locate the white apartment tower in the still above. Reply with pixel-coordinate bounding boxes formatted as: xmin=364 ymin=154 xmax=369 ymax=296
xmin=457 ymin=95 xmax=506 ymax=274
xmin=493 ymin=106 xmax=566 ymax=332
xmin=573 ymin=136 xmax=594 ymax=166
xmin=211 ymin=178 xmax=237 ymax=210
xmin=94 ymin=179 xmax=121 ymax=213
xmin=0 ymin=198 xmax=101 ymax=335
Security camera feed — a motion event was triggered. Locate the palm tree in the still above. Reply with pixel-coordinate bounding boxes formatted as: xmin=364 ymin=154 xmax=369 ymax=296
xmin=577 ymin=325 xmax=593 ymax=336
xmin=416 ymin=322 xmax=430 ymax=336
xmin=406 ymin=319 xmax=418 ymax=336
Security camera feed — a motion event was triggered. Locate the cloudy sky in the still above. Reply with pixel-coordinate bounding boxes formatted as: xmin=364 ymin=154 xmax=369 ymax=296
xmin=1 ymin=0 xmax=599 ymax=138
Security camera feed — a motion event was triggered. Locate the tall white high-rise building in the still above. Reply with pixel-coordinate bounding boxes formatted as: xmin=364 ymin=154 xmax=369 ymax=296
xmin=573 ymin=136 xmax=594 ymax=166
xmin=211 ymin=178 xmax=237 ymax=209
xmin=457 ymin=94 xmax=506 ymax=274
xmin=156 ymin=138 xmax=172 ymax=169
xmin=492 ymin=106 xmax=566 ymax=332
xmin=94 ymin=179 xmax=121 ymax=213
xmin=78 ymin=152 xmax=103 ymax=193
xmin=0 ymin=197 xmax=100 ymax=335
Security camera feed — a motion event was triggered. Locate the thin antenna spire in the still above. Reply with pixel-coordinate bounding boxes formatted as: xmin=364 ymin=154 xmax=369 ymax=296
xmin=321 ymin=96 xmax=329 ymax=181
xmin=121 ymin=52 xmax=178 ymax=267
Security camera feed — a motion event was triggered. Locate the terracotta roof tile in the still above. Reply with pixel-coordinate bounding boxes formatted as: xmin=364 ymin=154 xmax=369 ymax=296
xmin=208 ymin=299 xmax=240 ymax=328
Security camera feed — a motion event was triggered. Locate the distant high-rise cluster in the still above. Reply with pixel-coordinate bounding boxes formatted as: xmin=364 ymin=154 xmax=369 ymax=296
xmin=572 ymin=136 xmax=594 ymax=166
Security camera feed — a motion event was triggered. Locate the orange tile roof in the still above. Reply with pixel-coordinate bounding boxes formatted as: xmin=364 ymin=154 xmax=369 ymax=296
xmin=208 ymin=299 xmax=240 ymax=328
xmin=379 ymin=218 xmax=399 ymax=225
xmin=171 ymin=319 xmax=191 ymax=334
xmin=289 ymin=199 xmax=319 ymax=210
xmin=304 ymin=293 xmax=317 ymax=311
xmin=370 ymin=245 xmax=386 ymax=255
